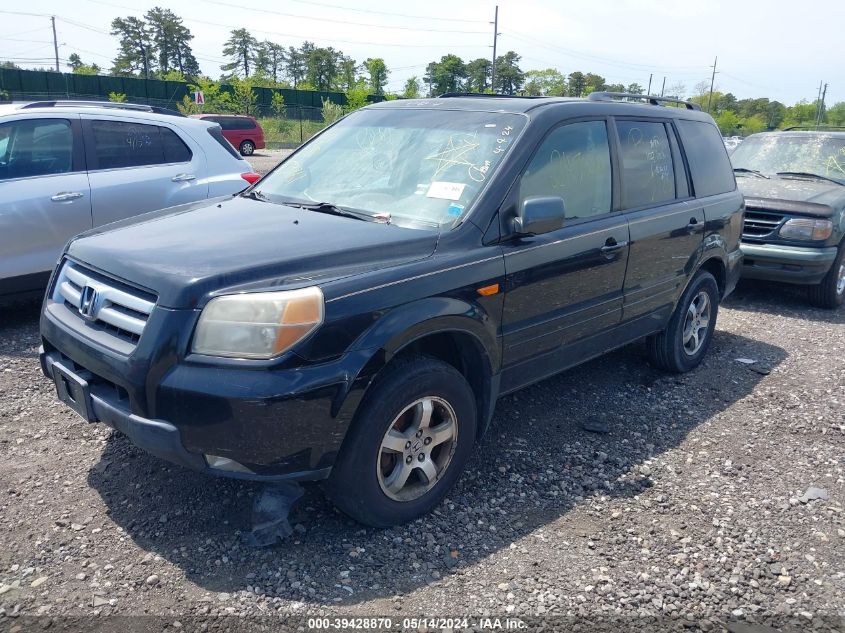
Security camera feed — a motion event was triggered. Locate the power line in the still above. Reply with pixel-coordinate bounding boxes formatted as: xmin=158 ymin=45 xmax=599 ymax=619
xmin=201 ymin=0 xmax=490 ymax=34
xmin=187 ymin=16 xmax=491 ymax=48
xmin=287 ymin=0 xmax=487 ymax=24
xmin=0 ymin=10 xmax=52 ymax=18
xmin=70 ymin=0 xmax=492 ymax=49
xmin=8 ymin=26 xmax=53 ymax=38
xmin=502 ymin=30 xmax=705 ymax=73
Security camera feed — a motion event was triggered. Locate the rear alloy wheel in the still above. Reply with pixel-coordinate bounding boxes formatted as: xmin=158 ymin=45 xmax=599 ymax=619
xmin=808 ymin=242 xmax=845 ymax=309
xmin=325 ymin=355 xmax=477 ymax=527
xmin=647 ymin=270 xmax=719 ymax=373
xmin=240 ymin=140 xmax=255 ymax=156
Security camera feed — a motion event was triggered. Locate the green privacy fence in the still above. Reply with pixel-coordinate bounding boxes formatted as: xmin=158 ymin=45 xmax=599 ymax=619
xmin=0 ymin=68 xmax=383 ymax=119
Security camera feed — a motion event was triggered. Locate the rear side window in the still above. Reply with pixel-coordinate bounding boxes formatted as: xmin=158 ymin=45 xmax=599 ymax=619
xmin=207 ymin=126 xmax=243 ymax=160
xmin=89 ymin=120 xmax=192 ymax=169
xmin=519 ymin=120 xmax=612 ymax=220
xmin=160 ymin=127 xmax=192 ymax=163
xmin=676 ymin=119 xmax=736 ymax=197
xmin=224 ymin=117 xmax=256 ymax=130
xmin=616 ymin=120 xmax=675 ymax=208
xmin=0 ymin=118 xmax=74 ymax=180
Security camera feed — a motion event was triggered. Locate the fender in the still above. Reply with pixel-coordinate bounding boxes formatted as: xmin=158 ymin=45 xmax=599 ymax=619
xmin=351 ymin=296 xmax=500 ymax=369
xmin=332 ymin=295 xmax=501 ymax=438
xmin=677 ymin=250 xmax=729 ymax=303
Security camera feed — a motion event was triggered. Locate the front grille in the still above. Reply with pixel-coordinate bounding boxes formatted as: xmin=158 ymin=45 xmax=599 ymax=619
xmin=51 ymin=260 xmax=157 ymax=350
xmin=742 ymin=210 xmax=786 ymax=239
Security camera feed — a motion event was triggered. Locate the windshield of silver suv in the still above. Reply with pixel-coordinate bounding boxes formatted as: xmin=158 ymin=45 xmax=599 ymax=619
xmin=254 ymin=107 xmax=527 ymax=228
xmin=731 ymin=133 xmax=845 ymax=184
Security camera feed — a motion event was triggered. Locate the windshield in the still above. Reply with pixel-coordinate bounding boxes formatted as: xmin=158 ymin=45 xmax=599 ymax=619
xmin=257 ymin=107 xmax=527 ymax=228
xmin=731 ymin=133 xmax=845 ymax=184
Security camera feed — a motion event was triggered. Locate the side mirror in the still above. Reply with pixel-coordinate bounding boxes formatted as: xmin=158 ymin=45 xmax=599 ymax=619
xmin=511 ymin=196 xmax=566 ymax=236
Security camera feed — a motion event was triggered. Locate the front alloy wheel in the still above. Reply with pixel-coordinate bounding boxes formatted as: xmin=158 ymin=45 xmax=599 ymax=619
xmin=325 ymin=355 xmax=477 ymax=527
xmin=377 ymin=396 xmax=458 ymax=502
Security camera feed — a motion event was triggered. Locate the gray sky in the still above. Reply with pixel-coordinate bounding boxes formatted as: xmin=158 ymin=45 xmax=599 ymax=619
xmin=2 ymin=0 xmax=842 ymax=105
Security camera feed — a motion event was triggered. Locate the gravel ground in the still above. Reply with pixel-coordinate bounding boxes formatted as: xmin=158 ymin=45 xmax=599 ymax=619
xmin=0 ymin=280 xmax=843 ymax=630
xmin=247 ymin=149 xmax=292 ymax=176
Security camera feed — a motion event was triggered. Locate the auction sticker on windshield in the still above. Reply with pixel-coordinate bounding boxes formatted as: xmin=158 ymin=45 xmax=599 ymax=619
xmin=426 ymin=181 xmax=466 ymax=200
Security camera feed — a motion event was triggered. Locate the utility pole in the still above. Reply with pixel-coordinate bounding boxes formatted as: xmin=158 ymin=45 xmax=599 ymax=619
xmin=647 ymin=73 xmax=652 ymax=95
xmin=660 ymin=76 xmax=666 ymax=97
xmin=707 ymin=56 xmax=718 ymax=113
xmin=51 ymin=16 xmax=60 ymax=72
xmin=490 ymin=5 xmax=499 ymax=93
xmin=816 ymin=83 xmax=828 ymax=130
xmin=814 ymin=81 xmax=824 ymax=128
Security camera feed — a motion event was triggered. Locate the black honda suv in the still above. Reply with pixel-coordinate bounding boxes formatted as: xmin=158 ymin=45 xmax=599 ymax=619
xmin=40 ymin=93 xmax=743 ymax=527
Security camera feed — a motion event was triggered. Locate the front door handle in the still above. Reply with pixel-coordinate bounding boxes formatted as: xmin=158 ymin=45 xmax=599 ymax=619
xmin=600 ymin=239 xmax=629 ymax=255
xmin=51 ymin=192 xmax=84 ymax=202
xmin=171 ymin=173 xmax=197 ymax=182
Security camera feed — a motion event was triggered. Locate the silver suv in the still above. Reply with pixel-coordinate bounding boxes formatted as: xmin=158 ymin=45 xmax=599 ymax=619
xmin=0 ymin=101 xmax=259 ymax=298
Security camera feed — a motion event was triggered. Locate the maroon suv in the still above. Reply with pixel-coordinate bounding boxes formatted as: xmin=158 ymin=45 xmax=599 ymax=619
xmin=191 ymin=114 xmax=265 ymax=156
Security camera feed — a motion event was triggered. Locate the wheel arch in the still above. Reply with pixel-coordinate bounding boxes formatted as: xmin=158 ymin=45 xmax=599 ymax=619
xmin=697 ymin=254 xmax=727 ymax=297
xmin=336 ymin=298 xmax=501 ymax=442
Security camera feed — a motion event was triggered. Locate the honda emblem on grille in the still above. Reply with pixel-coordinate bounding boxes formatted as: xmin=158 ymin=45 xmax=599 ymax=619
xmin=79 ymin=285 xmax=99 ymax=321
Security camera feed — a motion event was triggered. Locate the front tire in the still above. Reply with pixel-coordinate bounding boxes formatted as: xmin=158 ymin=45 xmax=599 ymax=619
xmin=240 ymin=140 xmax=255 ymax=156
xmin=808 ymin=242 xmax=845 ymax=309
xmin=325 ymin=356 xmax=477 ymax=527
xmin=647 ymin=270 xmax=719 ymax=373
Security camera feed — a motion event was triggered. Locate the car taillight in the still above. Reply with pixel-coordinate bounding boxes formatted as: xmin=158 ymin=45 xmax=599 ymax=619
xmin=241 ymin=172 xmax=261 ymax=185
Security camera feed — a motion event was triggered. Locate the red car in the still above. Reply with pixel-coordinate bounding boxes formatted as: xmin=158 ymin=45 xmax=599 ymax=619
xmin=191 ymin=114 xmax=265 ymax=156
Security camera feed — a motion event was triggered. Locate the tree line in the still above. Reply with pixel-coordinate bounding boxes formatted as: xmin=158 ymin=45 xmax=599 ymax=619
xmin=6 ymin=4 xmax=843 ymax=135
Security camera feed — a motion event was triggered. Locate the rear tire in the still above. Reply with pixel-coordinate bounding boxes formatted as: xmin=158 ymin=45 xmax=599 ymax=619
xmin=808 ymin=242 xmax=845 ymax=309
xmin=647 ymin=270 xmax=719 ymax=373
xmin=240 ymin=140 xmax=255 ymax=156
xmin=325 ymin=355 xmax=477 ymax=527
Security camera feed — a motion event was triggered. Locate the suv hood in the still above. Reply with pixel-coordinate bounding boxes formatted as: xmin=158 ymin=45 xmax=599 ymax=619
xmin=66 ymin=196 xmax=439 ymax=308
xmin=738 ymin=176 xmax=844 ymax=216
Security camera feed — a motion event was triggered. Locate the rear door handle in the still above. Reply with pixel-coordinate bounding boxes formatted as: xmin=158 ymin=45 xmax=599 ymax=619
xmin=171 ymin=173 xmax=196 ymax=182
xmin=600 ymin=239 xmax=629 ymax=254
xmin=51 ymin=192 xmax=84 ymax=202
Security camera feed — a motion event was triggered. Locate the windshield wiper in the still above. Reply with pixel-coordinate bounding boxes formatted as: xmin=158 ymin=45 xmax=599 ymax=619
xmin=733 ymin=167 xmax=769 ymax=179
xmin=242 ymin=189 xmax=272 ymax=202
xmin=776 ymin=171 xmax=844 ymax=185
xmin=281 ymin=200 xmax=373 ymax=222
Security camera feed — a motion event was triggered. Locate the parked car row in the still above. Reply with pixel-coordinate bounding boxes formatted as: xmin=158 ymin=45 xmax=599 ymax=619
xmin=190 ymin=113 xmax=266 ymax=156
xmin=0 ymin=101 xmax=260 ymax=298
xmin=1 ymin=94 xmax=840 ymax=527
xmin=732 ymin=129 xmax=845 ymax=308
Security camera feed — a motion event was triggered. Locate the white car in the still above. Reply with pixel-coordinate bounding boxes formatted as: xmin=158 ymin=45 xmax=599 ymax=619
xmin=0 ymin=100 xmax=260 ymax=298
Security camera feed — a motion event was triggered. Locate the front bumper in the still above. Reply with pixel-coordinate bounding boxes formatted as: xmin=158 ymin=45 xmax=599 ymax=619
xmin=740 ymin=242 xmax=838 ymax=285
xmin=40 ymin=306 xmax=375 ymax=480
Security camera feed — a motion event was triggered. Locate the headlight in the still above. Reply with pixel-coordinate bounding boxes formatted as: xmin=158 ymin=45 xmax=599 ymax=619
xmin=778 ymin=218 xmax=833 ymax=241
xmin=192 ymin=287 xmax=323 ymax=359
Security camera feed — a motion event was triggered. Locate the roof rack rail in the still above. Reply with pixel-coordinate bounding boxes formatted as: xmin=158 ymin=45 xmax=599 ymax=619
xmin=782 ymin=125 xmax=845 ymax=131
xmin=437 ymin=92 xmax=549 ymax=99
xmin=588 ymin=92 xmax=701 ymax=111
xmin=20 ymin=100 xmax=185 ymax=117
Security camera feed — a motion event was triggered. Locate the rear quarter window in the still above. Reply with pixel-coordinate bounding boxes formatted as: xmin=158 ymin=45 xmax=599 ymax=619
xmin=161 ymin=127 xmax=192 ymax=163
xmin=206 ymin=125 xmax=243 ymax=160
xmin=676 ymin=119 xmax=736 ymax=197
